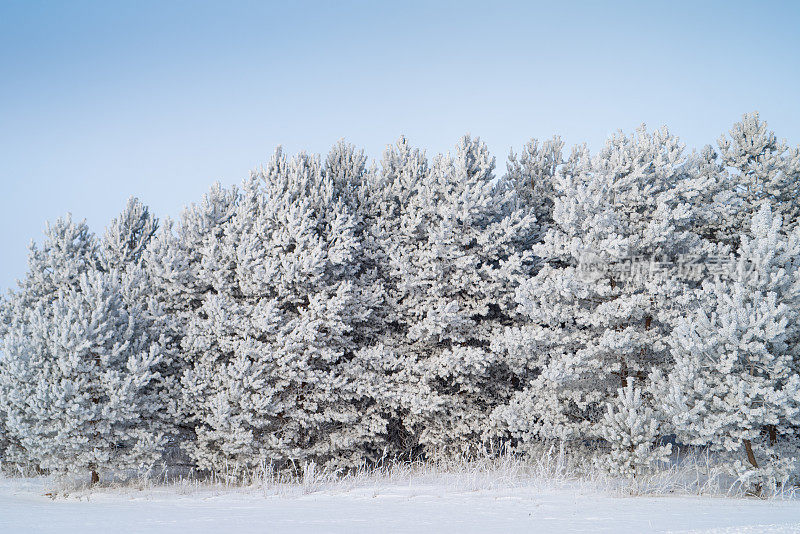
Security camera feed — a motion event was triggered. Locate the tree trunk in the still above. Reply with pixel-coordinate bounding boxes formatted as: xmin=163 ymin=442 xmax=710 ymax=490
xmin=743 ymin=439 xmax=758 ymax=468
xmin=90 ymin=470 xmax=99 ymax=485
xmin=767 ymin=425 xmax=777 ymax=446
xmin=742 ymin=439 xmax=762 ymax=496
xmin=620 ymin=359 xmax=628 ymax=387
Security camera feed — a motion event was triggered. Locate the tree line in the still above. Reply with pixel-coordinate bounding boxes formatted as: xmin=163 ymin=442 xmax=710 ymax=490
xmin=1 ymin=113 xmax=799 ymax=490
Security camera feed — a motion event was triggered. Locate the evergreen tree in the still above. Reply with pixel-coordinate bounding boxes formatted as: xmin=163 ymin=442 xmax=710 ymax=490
xmin=13 ymin=215 xmax=99 ymax=309
xmin=653 ymin=204 xmax=800 ymax=489
xmin=101 ymin=198 xmax=184 ymax=459
xmin=369 ymin=135 xmax=537 ymax=457
xmin=505 ymin=135 xmax=565 ymax=230
xmin=100 ymin=196 xmax=158 ymax=272
xmin=717 ymin=112 xmax=800 ymax=235
xmin=140 ymin=183 xmax=239 ymax=457
xmin=494 ymin=126 xmax=710 ymax=449
xmin=143 ymin=183 xmax=238 ymax=317
xmin=0 ymin=270 xmax=167 ymax=483
xmin=0 ymin=216 xmax=100 ymax=470
xmin=182 ymin=147 xmax=392 ymax=473
xmin=598 ymin=378 xmax=671 ymax=478
xmin=360 ymin=137 xmax=434 ymax=456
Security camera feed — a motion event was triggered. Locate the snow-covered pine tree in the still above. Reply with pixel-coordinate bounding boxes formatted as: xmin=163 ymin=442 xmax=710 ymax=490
xmin=143 ymin=183 xmax=238 ymax=318
xmin=324 ymin=138 xmax=370 ymax=210
xmin=367 ymin=135 xmax=538 ymax=457
xmin=0 ymin=333 xmax=10 ymax=469
xmin=0 ymin=215 xmax=100 ymax=470
xmin=505 ymin=135 xmax=565 ymax=231
xmin=717 ymin=112 xmax=800 ymax=236
xmin=653 ymin=204 xmax=800 ymax=490
xmin=98 ymin=198 xmax=187 ymax=464
xmin=493 ymin=126 xmax=710 ymax=451
xmin=675 ymin=144 xmax=739 ymax=250
xmin=181 ymin=145 xmax=393 ymax=473
xmin=100 ymin=196 xmax=158 ymax=272
xmin=598 ymin=378 xmax=671 ymax=479
xmin=359 ymin=137 xmax=434 ymax=457
xmin=0 ymin=292 xmax=11 ymax=468
xmin=0 ymin=269 xmax=168 ymax=483
xmin=140 ymin=183 xmax=239 ymax=460
xmin=9 ymin=215 xmax=99 ymax=310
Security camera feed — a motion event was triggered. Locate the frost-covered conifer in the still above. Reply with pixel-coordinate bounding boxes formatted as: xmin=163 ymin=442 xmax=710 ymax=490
xmin=181 ymin=146 xmax=393 ymax=473
xmin=0 ymin=270 xmax=167 ymax=482
xmin=494 ymin=126 xmax=710 ymax=449
xmin=358 ymin=137 xmax=436 ymax=455
xmin=0 ymin=343 xmax=11 ymax=468
xmin=100 ymin=196 xmax=158 ymax=272
xmin=0 ymin=216 xmax=100 ymax=469
xmin=1 ymin=207 xmax=171 ymax=480
xmin=718 ymin=112 xmax=800 ymax=235
xmin=138 ymin=184 xmax=239 ymax=456
xmin=12 ymin=215 xmax=99 ymax=309
xmin=598 ymin=379 xmax=671 ymax=478
xmin=505 ymin=135 xmax=565 ymax=230
xmin=653 ymin=204 xmax=800 ymax=488
xmin=143 ymin=183 xmax=238 ymax=317
xmin=368 ymin=135 xmax=538 ymax=457
xmin=100 ymin=198 xmax=184 ymax=457
xmin=676 ymin=144 xmax=739 ymax=250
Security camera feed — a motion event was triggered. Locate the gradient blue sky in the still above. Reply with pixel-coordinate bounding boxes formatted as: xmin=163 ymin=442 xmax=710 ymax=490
xmin=1 ymin=0 xmax=799 ymax=292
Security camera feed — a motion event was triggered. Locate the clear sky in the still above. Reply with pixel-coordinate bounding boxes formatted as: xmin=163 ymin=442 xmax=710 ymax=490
xmin=1 ymin=0 xmax=799 ymax=293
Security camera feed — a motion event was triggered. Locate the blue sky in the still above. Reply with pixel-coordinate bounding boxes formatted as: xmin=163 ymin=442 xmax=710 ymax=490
xmin=1 ymin=0 xmax=799 ymax=292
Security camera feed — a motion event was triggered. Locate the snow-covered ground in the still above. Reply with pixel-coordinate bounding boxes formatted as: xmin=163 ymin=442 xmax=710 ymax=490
xmin=1 ymin=477 xmax=800 ymax=533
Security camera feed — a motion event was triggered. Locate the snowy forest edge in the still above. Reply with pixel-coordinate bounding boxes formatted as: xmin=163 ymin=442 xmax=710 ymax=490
xmin=1 ymin=112 xmax=800 ymax=497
